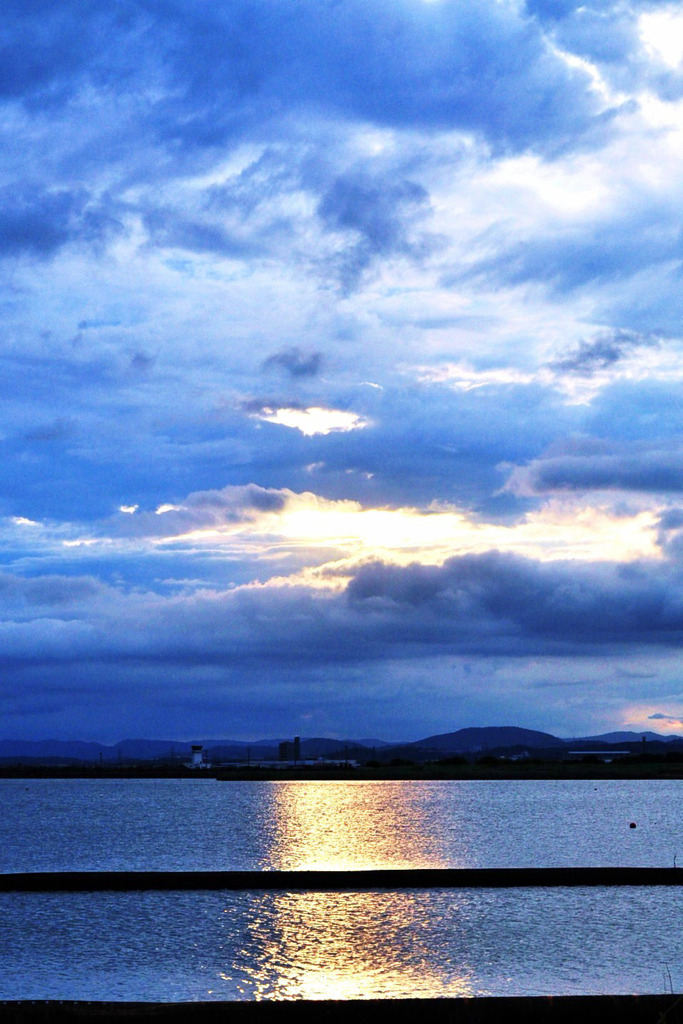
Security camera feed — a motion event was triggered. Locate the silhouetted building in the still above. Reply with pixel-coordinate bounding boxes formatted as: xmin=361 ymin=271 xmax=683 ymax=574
xmin=279 ymin=736 xmax=301 ymax=762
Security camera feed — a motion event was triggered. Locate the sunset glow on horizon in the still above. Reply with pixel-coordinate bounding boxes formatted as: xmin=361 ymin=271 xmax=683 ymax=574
xmin=3 ymin=0 xmax=683 ymax=742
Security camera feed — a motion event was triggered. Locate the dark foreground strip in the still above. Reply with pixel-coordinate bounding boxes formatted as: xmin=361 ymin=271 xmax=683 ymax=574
xmin=1 ymin=996 xmax=683 ymax=1024
xmin=1 ymin=867 xmax=683 ymax=891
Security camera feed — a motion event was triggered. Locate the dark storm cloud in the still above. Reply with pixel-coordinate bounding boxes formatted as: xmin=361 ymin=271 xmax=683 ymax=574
xmin=459 ymin=202 xmax=678 ymax=295
xmin=239 ymin=398 xmax=305 ymax=416
xmin=345 ymin=552 xmax=683 ymax=651
xmin=0 ymin=186 xmax=119 ymax=258
xmin=658 ymin=508 xmax=683 ymax=531
xmin=550 ymin=329 xmax=660 ymax=375
xmin=506 ymin=438 xmax=683 ymax=494
xmin=262 ymin=348 xmax=323 ymax=379
xmin=655 ymin=508 xmax=683 ymax=562
xmin=104 ymin=483 xmax=288 ymax=540
xmin=0 ymin=0 xmax=96 ymax=102
xmin=525 ymin=0 xmax=638 ymax=63
xmin=2 ymin=551 xmax=683 ymax=683
xmin=203 ymin=149 xmax=431 ymax=288
xmin=318 ymin=174 xmax=427 ymax=251
xmin=0 ymin=572 xmax=103 ymax=610
xmin=317 ymin=172 xmax=432 ymax=290
xmin=205 ymin=147 xmax=302 ymax=215
xmin=0 ymin=0 xmax=627 ymax=283
xmin=141 ymin=208 xmax=259 ymax=258
xmin=4 ymin=1 xmax=611 ymax=156
xmin=189 ymin=483 xmax=286 ymax=514
xmin=294 ymin=0 xmax=611 ymax=152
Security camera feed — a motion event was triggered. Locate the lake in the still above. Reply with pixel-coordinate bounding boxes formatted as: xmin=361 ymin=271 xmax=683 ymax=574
xmin=2 ymin=777 xmax=683 ymax=1000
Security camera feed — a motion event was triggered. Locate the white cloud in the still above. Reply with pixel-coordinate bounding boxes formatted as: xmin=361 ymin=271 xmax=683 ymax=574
xmin=413 ymin=339 xmax=683 ymax=405
xmin=639 ymin=7 xmax=683 ymax=68
xmin=249 ymin=405 xmax=372 ymax=436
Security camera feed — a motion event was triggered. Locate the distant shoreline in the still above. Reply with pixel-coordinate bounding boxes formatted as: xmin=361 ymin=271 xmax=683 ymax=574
xmin=2 ymin=760 xmax=683 ymax=781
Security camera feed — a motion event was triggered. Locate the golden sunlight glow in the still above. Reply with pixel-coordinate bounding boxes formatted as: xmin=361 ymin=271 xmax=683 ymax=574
xmin=263 ymin=781 xmax=454 ymax=871
xmin=274 ymin=500 xmax=660 ymax=567
xmin=280 ymin=505 xmax=469 ymax=551
xmin=228 ymin=783 xmax=475 ymax=1000
xmin=624 ymin=705 xmax=683 ymax=734
xmin=251 ymin=405 xmax=371 ymax=436
xmin=508 ymin=505 xmax=661 ymax=563
xmin=149 ymin=489 xmax=660 ymax=576
xmin=235 ymin=890 xmax=475 ymax=1001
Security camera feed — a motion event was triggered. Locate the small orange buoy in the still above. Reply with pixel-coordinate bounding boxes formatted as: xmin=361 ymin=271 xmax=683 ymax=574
xmin=629 ymin=822 xmax=637 ymax=828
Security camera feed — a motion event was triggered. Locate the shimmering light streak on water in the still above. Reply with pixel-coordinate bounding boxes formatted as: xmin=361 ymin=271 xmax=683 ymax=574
xmin=4 ymin=778 xmax=683 ymax=1000
xmin=2 ymin=777 xmax=680 ymax=872
xmin=236 ymin=890 xmax=474 ymax=1000
xmin=263 ymin=781 xmax=454 ymax=870
xmin=0 ymin=887 xmax=682 ymax=1000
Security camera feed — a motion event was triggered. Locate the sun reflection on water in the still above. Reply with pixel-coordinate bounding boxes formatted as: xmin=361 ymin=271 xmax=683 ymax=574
xmin=229 ymin=890 xmax=476 ymax=1001
xmin=261 ymin=781 xmax=459 ymax=871
xmin=218 ymin=782 xmax=475 ymax=999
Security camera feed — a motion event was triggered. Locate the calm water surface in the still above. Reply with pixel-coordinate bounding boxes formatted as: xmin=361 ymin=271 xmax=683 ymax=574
xmin=2 ymin=778 xmax=683 ymax=999
xmin=1 ymin=777 xmax=680 ymax=871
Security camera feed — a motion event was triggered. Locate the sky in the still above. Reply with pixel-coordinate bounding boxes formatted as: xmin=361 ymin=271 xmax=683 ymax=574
xmin=4 ymin=0 xmax=683 ymax=743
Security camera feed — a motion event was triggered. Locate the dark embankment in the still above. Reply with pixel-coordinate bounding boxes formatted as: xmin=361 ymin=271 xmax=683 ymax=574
xmin=2 ymin=867 xmax=683 ymax=891
xmin=4 ymin=759 xmax=683 ymax=779
xmin=2 ymin=996 xmax=683 ymax=1024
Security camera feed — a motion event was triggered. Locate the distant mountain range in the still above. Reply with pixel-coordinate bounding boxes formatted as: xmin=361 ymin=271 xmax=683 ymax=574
xmin=0 ymin=726 xmax=680 ymax=765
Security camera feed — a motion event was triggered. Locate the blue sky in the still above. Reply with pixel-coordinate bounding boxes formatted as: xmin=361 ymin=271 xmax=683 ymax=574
xmin=4 ymin=0 xmax=683 ymax=742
